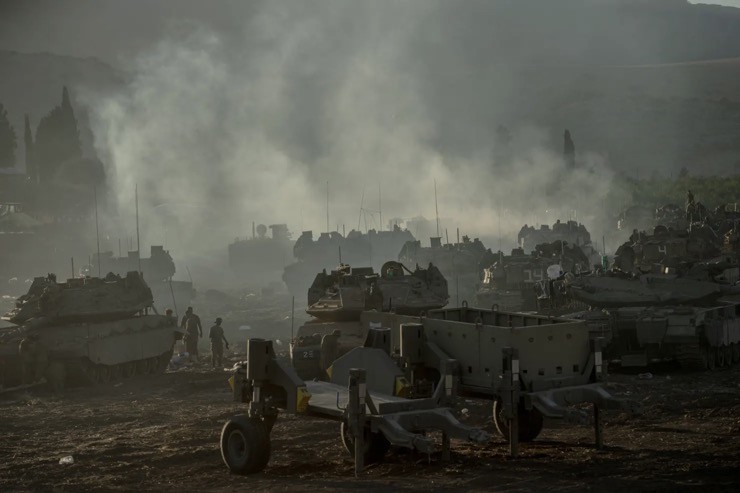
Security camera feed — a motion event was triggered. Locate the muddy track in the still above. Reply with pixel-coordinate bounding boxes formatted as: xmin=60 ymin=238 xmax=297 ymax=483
xmin=1 ymin=363 xmax=738 ymax=492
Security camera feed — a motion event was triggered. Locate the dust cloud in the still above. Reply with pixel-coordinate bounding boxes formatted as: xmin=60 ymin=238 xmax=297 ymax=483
xmin=85 ymin=1 xmax=617 ymax=284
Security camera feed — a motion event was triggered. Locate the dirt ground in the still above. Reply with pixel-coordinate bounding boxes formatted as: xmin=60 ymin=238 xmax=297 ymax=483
xmin=1 ymin=358 xmax=739 ymax=492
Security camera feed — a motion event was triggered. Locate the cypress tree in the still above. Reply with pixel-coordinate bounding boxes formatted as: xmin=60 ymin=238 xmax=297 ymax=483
xmin=35 ymin=86 xmax=82 ymax=182
xmin=563 ymin=129 xmax=575 ymax=167
xmin=24 ymin=114 xmax=36 ymax=181
xmin=0 ymin=102 xmax=17 ymax=168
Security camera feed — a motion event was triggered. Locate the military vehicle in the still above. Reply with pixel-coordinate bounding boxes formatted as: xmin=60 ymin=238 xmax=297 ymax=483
xmin=475 ymin=241 xmax=591 ymax=313
xmin=397 ymin=235 xmax=495 ymax=304
xmin=221 ymin=332 xmax=490 ymax=475
xmin=0 ymin=201 xmax=94 ymax=289
xmin=306 ymin=261 xmax=449 ymax=320
xmin=228 ymin=223 xmax=293 ymax=285
xmin=599 ymin=303 xmax=740 ymax=369
xmin=89 ymin=246 xmax=195 ymax=314
xmin=617 ymin=205 xmax=655 ymax=232
xmin=220 ymin=312 xmax=639 ymax=474
xmin=283 ymin=226 xmax=415 ymax=296
xmin=227 ymin=306 xmax=641 ymax=474
xmin=292 ymin=261 xmax=448 ymax=377
xmin=566 ymin=274 xmax=737 ymax=308
xmin=0 ymin=271 xmax=181 ymax=391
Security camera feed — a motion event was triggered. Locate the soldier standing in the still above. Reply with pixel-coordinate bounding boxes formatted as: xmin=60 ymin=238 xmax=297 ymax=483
xmin=180 ymin=306 xmax=202 ymax=362
xmin=208 ymin=317 xmax=229 ymax=369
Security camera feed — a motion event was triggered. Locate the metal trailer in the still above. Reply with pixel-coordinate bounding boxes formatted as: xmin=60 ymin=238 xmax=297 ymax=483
xmin=361 ymin=303 xmax=642 ymax=455
xmin=220 ymin=329 xmax=490 ymax=476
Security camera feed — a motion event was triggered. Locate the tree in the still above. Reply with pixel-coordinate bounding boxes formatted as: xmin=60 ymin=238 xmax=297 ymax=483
xmin=24 ymin=114 xmax=36 ymax=182
xmin=0 ymin=102 xmax=17 ymax=168
xmin=34 ymin=86 xmax=82 ymax=182
xmin=563 ymin=129 xmax=575 ymax=167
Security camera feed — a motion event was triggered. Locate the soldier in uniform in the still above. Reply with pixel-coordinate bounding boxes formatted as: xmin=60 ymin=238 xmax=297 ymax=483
xmin=18 ymin=333 xmax=49 ymax=384
xmin=180 ymin=306 xmax=202 ymax=362
xmin=208 ymin=317 xmax=229 ymax=369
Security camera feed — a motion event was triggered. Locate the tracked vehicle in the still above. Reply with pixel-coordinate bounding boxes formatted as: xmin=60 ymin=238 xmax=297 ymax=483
xmin=595 ymin=302 xmax=740 ymax=369
xmin=0 ymin=272 xmax=181 ymax=391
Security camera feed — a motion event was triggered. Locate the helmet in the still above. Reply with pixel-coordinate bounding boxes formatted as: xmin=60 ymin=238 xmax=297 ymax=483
xmin=216 ymin=317 xmax=223 ymax=324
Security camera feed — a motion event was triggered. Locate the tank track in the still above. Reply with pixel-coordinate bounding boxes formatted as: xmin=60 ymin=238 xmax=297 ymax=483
xmin=674 ymin=344 xmax=709 ymax=371
xmin=63 ymin=348 xmax=174 ymax=386
xmin=674 ymin=343 xmax=740 ymax=371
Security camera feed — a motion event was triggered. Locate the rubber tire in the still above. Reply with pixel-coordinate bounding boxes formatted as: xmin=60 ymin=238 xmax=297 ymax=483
xmin=716 ymin=346 xmax=725 ymax=368
xmin=706 ymin=345 xmax=716 ymax=370
xmin=492 ymin=398 xmax=544 ymax=443
xmin=221 ymin=415 xmax=271 ymax=474
xmin=723 ymin=345 xmax=732 ymax=367
xmin=122 ymin=362 xmax=137 ymax=378
xmin=97 ymin=365 xmax=111 ymax=383
xmin=136 ymin=359 xmax=150 ymax=375
xmin=340 ymin=421 xmax=390 ymax=464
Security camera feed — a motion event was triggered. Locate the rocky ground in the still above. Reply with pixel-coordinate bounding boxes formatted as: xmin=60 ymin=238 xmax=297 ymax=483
xmin=0 ymin=358 xmax=738 ymax=492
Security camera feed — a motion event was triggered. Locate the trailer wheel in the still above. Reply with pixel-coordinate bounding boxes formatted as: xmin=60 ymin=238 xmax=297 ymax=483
xmin=492 ymin=398 xmax=544 ymax=442
xmin=715 ymin=346 xmax=725 ymax=368
xmin=705 ymin=345 xmax=716 ymax=370
xmin=723 ymin=345 xmax=732 ymax=367
xmin=340 ymin=421 xmax=390 ymax=464
xmin=220 ymin=415 xmax=271 ymax=474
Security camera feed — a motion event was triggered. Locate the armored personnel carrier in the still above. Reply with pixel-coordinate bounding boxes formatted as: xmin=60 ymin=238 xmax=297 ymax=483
xmin=397 ymin=235 xmax=495 ymax=304
xmin=283 ymin=226 xmax=415 ymax=296
xmin=306 ymin=261 xmax=449 ymax=321
xmin=291 ymin=261 xmax=448 ymax=378
xmin=475 ymin=241 xmax=591 ymax=313
xmin=0 ymin=272 xmax=181 ymax=391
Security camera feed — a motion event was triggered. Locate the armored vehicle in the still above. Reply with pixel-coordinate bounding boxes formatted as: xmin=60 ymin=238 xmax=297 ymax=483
xmin=398 ymin=235 xmax=495 ymax=304
xmin=283 ymin=226 xmax=415 ymax=296
xmin=0 ymin=272 xmax=181 ymax=391
xmin=475 ymin=242 xmax=591 ymax=314
xmin=306 ymin=261 xmax=449 ymax=321
xmin=566 ymin=275 xmax=736 ymax=308
xmin=228 ymin=223 xmax=293 ymax=285
xmin=89 ymin=246 xmax=195 ymax=313
xmin=293 ymin=261 xmax=448 ymax=377
xmin=589 ymin=303 xmax=740 ymax=370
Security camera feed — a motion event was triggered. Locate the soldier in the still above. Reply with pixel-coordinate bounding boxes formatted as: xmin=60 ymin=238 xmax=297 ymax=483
xmin=208 ymin=317 xmax=229 ymax=369
xmin=18 ymin=333 xmax=48 ymax=384
xmin=180 ymin=306 xmax=202 ymax=362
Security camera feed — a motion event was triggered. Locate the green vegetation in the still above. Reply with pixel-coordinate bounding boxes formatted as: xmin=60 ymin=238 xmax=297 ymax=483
xmin=34 ymin=86 xmax=82 ymax=183
xmin=0 ymin=103 xmax=17 ymax=168
xmin=611 ymin=173 xmax=740 ymax=210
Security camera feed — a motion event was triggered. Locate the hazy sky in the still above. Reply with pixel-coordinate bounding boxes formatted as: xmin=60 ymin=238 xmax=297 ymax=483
xmin=692 ymin=1 xmax=740 ymax=6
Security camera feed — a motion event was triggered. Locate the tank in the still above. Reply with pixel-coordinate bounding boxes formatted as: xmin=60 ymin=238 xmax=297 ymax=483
xmin=566 ymin=275 xmax=731 ymax=308
xmin=590 ymin=303 xmax=740 ymax=370
xmin=283 ymin=226 xmax=416 ymax=296
xmin=0 ymin=271 xmax=181 ymax=391
xmin=306 ymin=261 xmax=449 ymax=321
xmin=228 ymin=223 xmax=294 ymax=285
